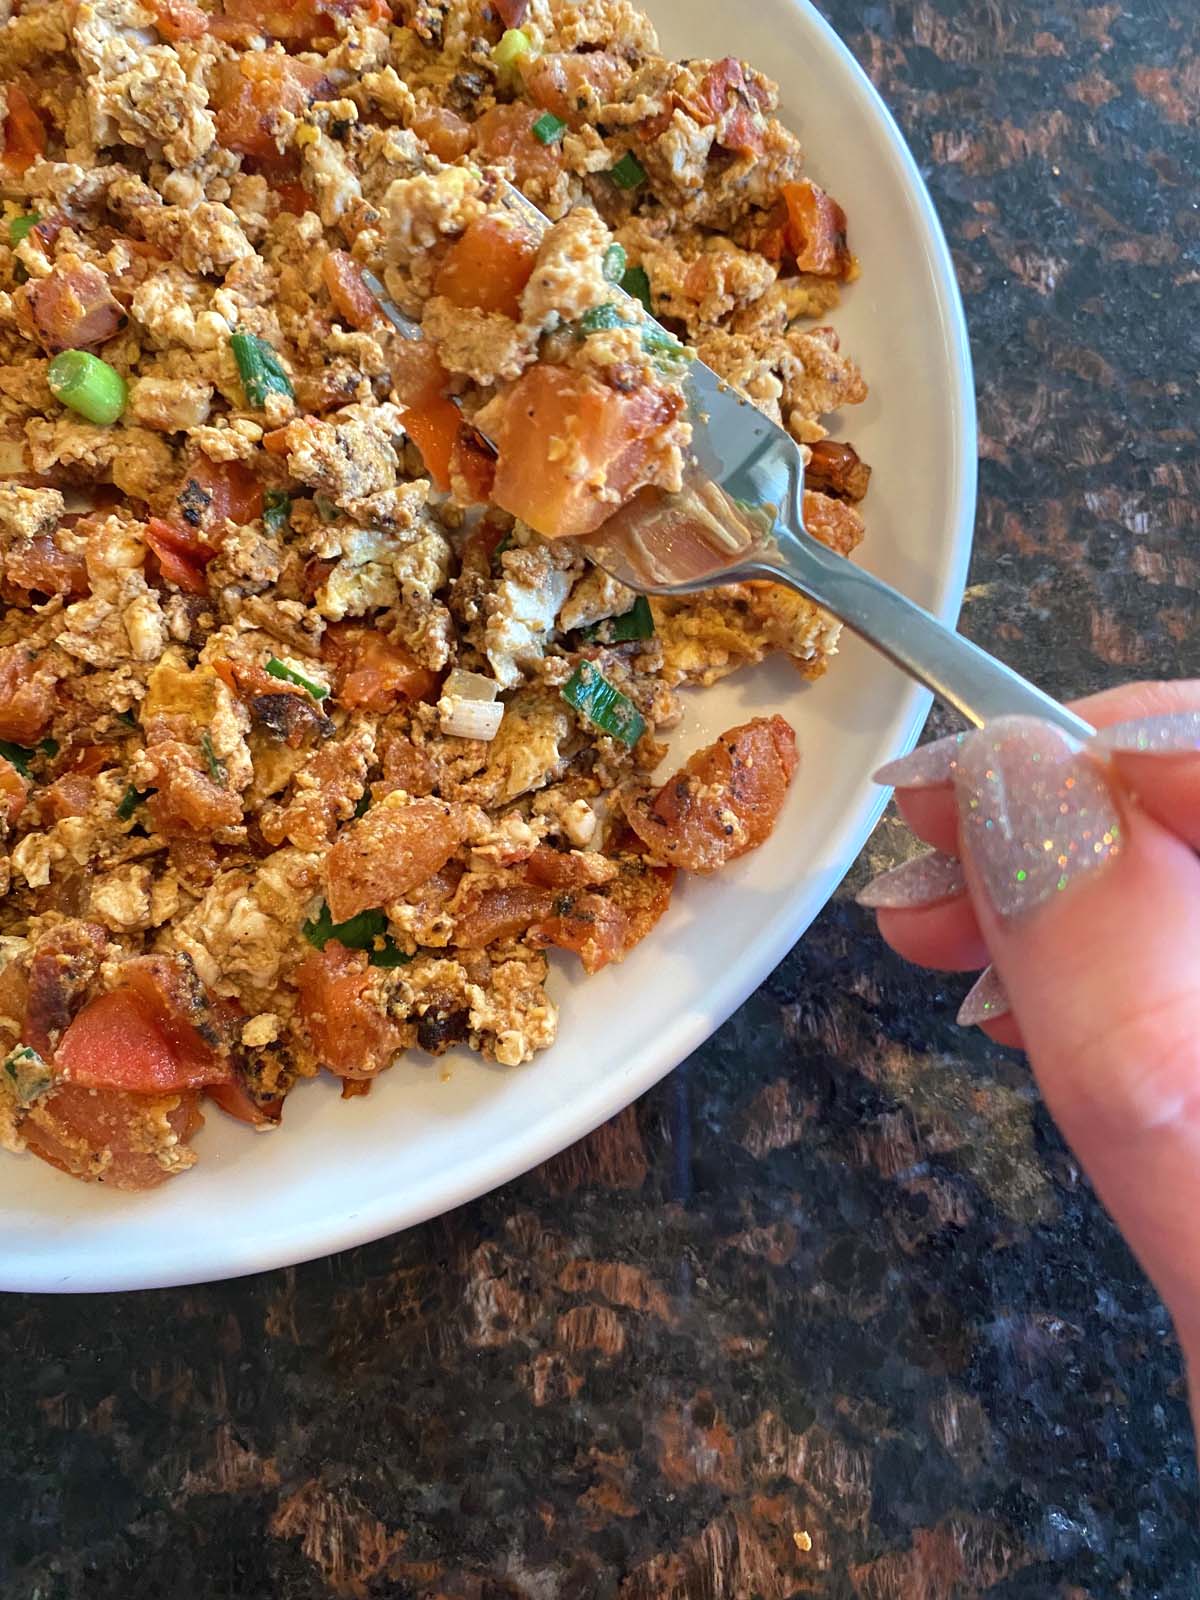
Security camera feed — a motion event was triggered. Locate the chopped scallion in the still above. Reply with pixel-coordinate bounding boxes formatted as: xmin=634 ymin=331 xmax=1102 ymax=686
xmin=578 ymin=302 xmax=627 ymax=335
xmin=263 ymin=489 xmax=291 ymax=534
xmin=8 ymin=212 xmax=39 ymax=246
xmin=562 ymin=660 xmax=645 ymax=747
xmin=621 ymin=264 xmax=653 ymax=313
xmin=39 ymin=737 xmax=58 ymax=758
xmin=313 ymin=493 xmax=340 ymax=524
xmin=609 ymin=151 xmax=647 ymax=191
xmin=47 ymin=350 xmax=127 ymax=426
xmin=0 ymin=740 xmax=33 ymax=778
xmin=532 ymin=111 xmax=567 ymax=145
xmin=117 ymin=784 xmax=153 ymax=821
xmin=579 ymin=595 xmax=655 ymax=645
xmin=492 ymin=27 xmax=533 ymax=72
xmin=602 ymin=243 xmax=628 ymax=284
xmin=265 ymin=655 xmax=328 ymax=701
xmin=199 ymin=730 xmax=226 ymax=785
xmin=642 ymin=324 xmax=694 ymax=367
xmin=302 ymin=902 xmax=410 ymax=967
xmin=230 ymin=331 xmax=294 ymax=409
xmin=353 ymin=791 xmax=372 ymax=819
xmin=115 ymin=710 xmax=138 ymax=729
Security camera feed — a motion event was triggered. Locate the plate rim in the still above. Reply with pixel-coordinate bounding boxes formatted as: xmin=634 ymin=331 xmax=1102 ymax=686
xmin=0 ymin=0 xmax=977 ymax=1293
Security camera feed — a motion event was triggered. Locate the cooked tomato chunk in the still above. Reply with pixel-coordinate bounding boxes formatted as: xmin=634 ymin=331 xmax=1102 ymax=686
xmin=322 ymin=624 xmax=441 ymax=712
xmin=212 ymin=54 xmax=334 ymax=158
xmin=322 ymin=250 xmax=381 ymax=330
xmin=21 ymin=1085 xmax=203 ymax=1190
xmin=489 ymin=366 xmax=681 ymax=539
xmin=622 ymin=715 xmax=798 ymax=873
xmin=22 ymin=921 xmax=109 ymax=1059
xmin=294 ymin=943 xmax=403 ymax=1078
xmin=781 ymin=180 xmax=852 ymax=277
xmin=0 ymin=646 xmax=57 ymax=744
xmin=435 ymin=215 xmax=539 ymax=320
xmin=27 ymin=263 xmax=125 ymax=354
xmin=530 ymin=855 xmax=674 ymax=974
xmin=324 ymin=795 xmax=467 ymax=922
xmin=0 ymin=757 xmax=30 ymax=829
xmin=2 ymin=85 xmax=46 ymax=174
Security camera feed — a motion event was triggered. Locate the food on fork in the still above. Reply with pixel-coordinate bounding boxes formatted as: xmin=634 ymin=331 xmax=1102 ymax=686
xmin=0 ymin=0 xmax=869 ymax=1189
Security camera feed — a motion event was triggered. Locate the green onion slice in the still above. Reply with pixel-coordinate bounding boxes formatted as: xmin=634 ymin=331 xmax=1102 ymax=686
xmin=609 ymin=151 xmax=647 ymax=191
xmin=621 ymin=265 xmax=653 ymax=313
xmin=577 ymin=302 xmax=628 ymax=335
xmin=265 ymin=655 xmax=328 ymax=701
xmin=562 ymin=660 xmax=646 ymax=746
xmin=532 ymin=111 xmax=567 ymax=145
xmin=116 ymin=784 xmax=154 ymax=821
xmin=263 ymin=489 xmax=291 ymax=534
xmin=47 ymin=350 xmax=127 ymax=426
xmin=0 ymin=741 xmax=33 ymax=778
xmin=579 ymin=595 xmax=655 ymax=645
xmin=302 ymin=902 xmax=410 ymax=967
xmin=492 ymin=27 xmax=533 ymax=71
xmin=602 ymin=243 xmax=628 ymax=284
xmin=8 ymin=212 xmax=40 ymax=246
xmin=230 ymin=331 xmax=294 ymax=409
xmin=199 ymin=730 xmax=226 ymax=785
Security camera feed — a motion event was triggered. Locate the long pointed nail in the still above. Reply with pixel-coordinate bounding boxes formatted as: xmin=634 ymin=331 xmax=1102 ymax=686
xmin=958 ymin=966 xmax=1010 ymax=1027
xmin=873 ymin=732 xmax=975 ymax=790
xmin=856 ymin=850 xmax=966 ymax=910
xmin=1096 ymin=712 xmax=1200 ymax=756
xmin=954 ymin=717 xmax=1122 ymax=921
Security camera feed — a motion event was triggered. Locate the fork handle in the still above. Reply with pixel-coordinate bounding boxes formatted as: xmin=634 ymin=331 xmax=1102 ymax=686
xmin=759 ymin=525 xmax=1096 ymax=741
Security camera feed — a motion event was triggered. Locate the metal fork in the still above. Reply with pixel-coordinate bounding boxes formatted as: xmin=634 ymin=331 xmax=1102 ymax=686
xmin=374 ymin=183 xmax=1095 ymax=743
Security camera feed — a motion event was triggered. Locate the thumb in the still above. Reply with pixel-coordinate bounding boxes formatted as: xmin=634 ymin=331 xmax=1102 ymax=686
xmin=953 ymin=719 xmax=1200 ymax=1366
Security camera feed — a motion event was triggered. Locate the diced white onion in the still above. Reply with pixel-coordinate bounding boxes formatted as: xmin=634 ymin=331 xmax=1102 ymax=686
xmin=439 ymin=696 xmax=505 ymax=742
xmin=442 ymin=668 xmax=498 ymax=703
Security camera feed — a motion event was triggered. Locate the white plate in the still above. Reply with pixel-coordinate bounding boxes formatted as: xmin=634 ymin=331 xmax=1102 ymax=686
xmin=0 ymin=0 xmax=976 ymax=1292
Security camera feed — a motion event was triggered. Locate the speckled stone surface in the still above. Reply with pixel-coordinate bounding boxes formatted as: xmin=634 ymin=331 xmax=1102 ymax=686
xmin=4 ymin=3 xmax=1200 ymax=1596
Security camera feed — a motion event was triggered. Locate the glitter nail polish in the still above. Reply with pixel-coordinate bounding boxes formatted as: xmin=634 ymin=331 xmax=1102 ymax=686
xmin=953 ymin=717 xmax=1122 ymax=921
xmin=1095 ymin=711 xmax=1200 ymax=756
xmin=873 ymin=732 xmax=973 ymax=790
xmin=958 ymin=965 xmax=1010 ymax=1027
xmin=856 ymin=850 xmax=967 ymax=910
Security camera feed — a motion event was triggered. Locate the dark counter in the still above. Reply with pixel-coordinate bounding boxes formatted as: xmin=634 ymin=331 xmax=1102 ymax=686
xmin=4 ymin=1 xmax=1200 ymax=1595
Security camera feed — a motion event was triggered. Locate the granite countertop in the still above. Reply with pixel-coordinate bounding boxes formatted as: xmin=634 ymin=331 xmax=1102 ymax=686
xmin=5 ymin=2 xmax=1200 ymax=1595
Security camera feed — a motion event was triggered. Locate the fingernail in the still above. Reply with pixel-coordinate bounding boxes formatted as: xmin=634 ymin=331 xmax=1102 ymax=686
xmin=958 ymin=966 xmax=1010 ymax=1027
xmin=954 ymin=716 xmax=1122 ymax=921
xmin=873 ymin=732 xmax=974 ymax=790
xmin=1096 ymin=711 xmax=1200 ymax=756
xmin=856 ymin=850 xmax=966 ymax=910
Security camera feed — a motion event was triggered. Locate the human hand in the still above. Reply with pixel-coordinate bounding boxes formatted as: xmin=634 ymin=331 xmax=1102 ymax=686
xmin=857 ymin=682 xmax=1200 ymax=1430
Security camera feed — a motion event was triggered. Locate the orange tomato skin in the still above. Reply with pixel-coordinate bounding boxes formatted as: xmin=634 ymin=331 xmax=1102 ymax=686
xmin=472 ymin=104 xmax=564 ymax=188
xmin=26 ymin=263 xmax=125 ymax=353
xmin=0 ymin=757 xmax=29 ymax=829
xmin=434 ymin=215 xmax=538 ymax=320
xmin=212 ymin=55 xmax=334 ymax=159
xmin=21 ymin=1085 xmax=203 ymax=1191
xmin=409 ymin=104 xmax=473 ymax=163
xmin=144 ymin=517 xmax=213 ymax=594
xmin=324 ymin=798 xmax=466 ymax=924
xmin=390 ymin=338 xmax=462 ymax=492
xmin=0 ymin=644 xmax=57 ymax=745
xmin=149 ymin=0 xmax=209 ymax=39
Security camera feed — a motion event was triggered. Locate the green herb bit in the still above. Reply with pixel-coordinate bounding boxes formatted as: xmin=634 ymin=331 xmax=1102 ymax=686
xmin=117 ymin=784 xmax=153 ymax=821
xmin=0 ymin=741 xmax=33 ymax=778
xmin=47 ymin=350 xmax=127 ymax=426
xmin=313 ymin=493 xmax=340 ymax=524
xmin=621 ymin=264 xmax=653 ymax=313
xmin=115 ymin=710 xmax=138 ymax=729
xmin=8 ymin=212 xmax=40 ymax=246
xmin=609 ymin=151 xmax=647 ymax=191
xmin=39 ymin=737 xmax=59 ymax=758
xmin=562 ymin=660 xmax=646 ymax=747
xmin=602 ymin=243 xmax=628 ymax=284
xmin=2 ymin=1044 xmax=52 ymax=1109
xmin=641 ymin=324 xmax=690 ymax=357
xmin=199 ymin=730 xmax=227 ymax=786
xmin=354 ymin=791 xmax=372 ymax=819
xmin=263 ymin=489 xmax=292 ymax=535
xmin=532 ymin=111 xmax=567 ymax=145
xmin=491 ymin=531 xmax=514 ymax=571
xmin=265 ymin=655 xmax=328 ymax=702
xmin=230 ymin=331 xmax=294 ymax=409
xmin=578 ymin=302 xmax=628 ymax=335
xmin=302 ymin=902 xmax=410 ymax=967
xmin=492 ymin=26 xmax=533 ymax=72
xmin=580 ymin=594 xmax=655 ymax=645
